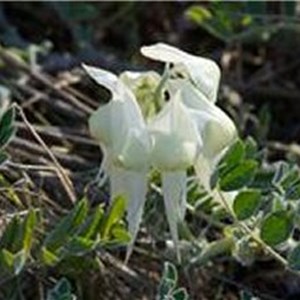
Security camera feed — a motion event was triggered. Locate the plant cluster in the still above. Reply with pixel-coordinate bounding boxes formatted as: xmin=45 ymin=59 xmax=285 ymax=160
xmin=1 ymin=42 xmax=300 ymax=299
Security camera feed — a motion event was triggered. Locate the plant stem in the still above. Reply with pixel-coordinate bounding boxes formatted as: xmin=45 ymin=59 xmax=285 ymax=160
xmin=216 ymin=189 xmax=288 ymax=267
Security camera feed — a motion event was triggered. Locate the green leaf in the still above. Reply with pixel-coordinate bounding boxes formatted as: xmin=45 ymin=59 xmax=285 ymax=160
xmin=0 ymin=106 xmax=15 ymax=149
xmin=0 ymin=152 xmax=8 ymax=165
xmin=0 ymin=174 xmax=23 ymax=207
xmin=172 ymin=288 xmax=189 ymax=300
xmin=281 ymin=166 xmax=299 ymax=187
xmin=78 ymin=205 xmax=104 ymax=239
xmin=288 ymin=244 xmax=300 ymax=271
xmin=0 ymin=106 xmax=14 ymax=129
xmin=158 ymin=262 xmax=180 ymax=299
xmin=110 ymin=224 xmax=131 ymax=244
xmin=233 ymin=190 xmax=261 ymax=220
xmin=212 ymin=140 xmax=247 ymax=190
xmin=0 ymin=249 xmax=14 ymax=270
xmin=286 ymin=183 xmax=300 ymax=201
xmin=0 ymin=216 xmax=20 ymax=249
xmin=260 ymin=211 xmax=293 ymax=246
xmin=185 ymin=5 xmax=212 ymax=24
xmin=272 ymin=161 xmax=289 ymax=184
xmin=0 ymin=126 xmax=15 ymax=149
xmin=64 ymin=236 xmax=96 ymax=255
xmin=41 ymin=247 xmax=60 ymax=266
xmin=220 ymin=160 xmax=258 ymax=191
xmin=44 ymin=199 xmax=88 ymax=251
xmin=219 ymin=139 xmax=245 ymax=168
xmin=163 ymin=261 xmax=177 ymax=283
xmin=101 ymin=195 xmax=127 ymax=239
xmin=23 ymin=210 xmax=37 ymax=253
xmin=13 ymin=250 xmax=26 ymax=275
xmin=47 ymin=277 xmax=73 ymax=300
xmin=280 ymin=166 xmax=300 ymax=200
xmin=244 ymin=136 xmax=258 ymax=159
xmin=251 ymin=168 xmax=275 ymax=191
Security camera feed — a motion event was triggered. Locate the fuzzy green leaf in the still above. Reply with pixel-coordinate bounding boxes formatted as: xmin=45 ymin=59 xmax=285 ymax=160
xmin=219 ymin=139 xmax=245 ymax=168
xmin=233 ymin=190 xmax=261 ymax=220
xmin=172 ymin=288 xmax=189 ymax=300
xmin=44 ymin=199 xmax=88 ymax=252
xmin=260 ymin=211 xmax=293 ymax=246
xmin=220 ymin=160 xmax=258 ymax=191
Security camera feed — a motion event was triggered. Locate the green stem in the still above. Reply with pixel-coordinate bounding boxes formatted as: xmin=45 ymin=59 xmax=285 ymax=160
xmin=216 ymin=189 xmax=288 ymax=267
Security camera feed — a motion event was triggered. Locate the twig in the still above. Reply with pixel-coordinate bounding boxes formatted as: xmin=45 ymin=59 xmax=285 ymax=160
xmin=21 ymin=171 xmax=67 ymax=213
xmin=5 ymin=160 xmax=68 ymax=173
xmin=14 ymin=104 xmax=76 ymax=204
xmin=15 ymin=122 xmax=97 ymax=146
xmin=0 ymin=47 xmax=93 ymax=114
xmin=14 ymin=80 xmax=86 ymax=119
xmin=10 ymin=136 xmax=91 ymax=166
xmin=267 ymin=141 xmax=300 ymax=157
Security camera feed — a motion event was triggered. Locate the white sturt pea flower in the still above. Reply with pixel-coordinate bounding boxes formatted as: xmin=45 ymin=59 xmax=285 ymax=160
xmin=148 ymin=92 xmax=202 ymax=261
xmin=83 ymin=64 xmax=151 ymax=260
xmin=84 ymin=42 xmax=238 ymax=261
xmin=141 ymin=43 xmax=237 ymax=192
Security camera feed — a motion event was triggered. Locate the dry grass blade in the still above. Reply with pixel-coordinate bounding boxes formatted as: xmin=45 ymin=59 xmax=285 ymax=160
xmin=14 ymin=104 xmax=76 ymax=204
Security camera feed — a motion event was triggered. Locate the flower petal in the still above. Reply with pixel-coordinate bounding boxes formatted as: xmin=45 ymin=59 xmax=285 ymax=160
xmin=161 ymin=171 xmax=187 ymax=262
xmin=118 ymin=127 xmax=150 ymax=171
xmin=82 ymin=64 xmax=120 ymax=99
xmin=109 ymin=167 xmax=148 ymax=262
xmin=177 ymin=82 xmax=237 ymax=159
xmin=141 ymin=43 xmax=220 ymax=102
xmin=85 ymin=65 xmax=150 ymax=170
xmin=194 ymin=153 xmax=213 ymax=191
xmin=149 ymin=93 xmax=202 ymax=171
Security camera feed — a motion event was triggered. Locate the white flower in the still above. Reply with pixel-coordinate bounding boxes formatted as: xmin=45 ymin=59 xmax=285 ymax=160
xmin=149 ymin=93 xmax=202 ymax=260
xmin=141 ymin=42 xmax=220 ymax=103
xmin=84 ymin=43 xmax=238 ymax=261
xmin=141 ymin=43 xmax=237 ymax=191
xmin=83 ymin=64 xmax=151 ymax=260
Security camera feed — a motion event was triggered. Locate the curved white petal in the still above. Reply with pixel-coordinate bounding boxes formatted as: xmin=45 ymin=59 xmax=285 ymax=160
xmin=109 ymin=167 xmax=148 ymax=262
xmin=177 ymin=82 xmax=237 ymax=159
xmin=85 ymin=65 xmax=150 ymax=171
xmin=141 ymin=43 xmax=220 ymax=102
xmin=89 ymin=100 xmax=145 ymax=150
xmin=190 ymin=109 xmax=236 ymax=160
xmin=162 ymin=171 xmax=187 ymax=262
xmin=82 ymin=64 xmax=120 ymax=99
xmin=117 ymin=127 xmax=150 ymax=171
xmin=149 ymin=93 xmax=202 ymax=171
xmin=83 ymin=64 xmax=145 ymax=126
xmin=194 ymin=153 xmax=213 ymax=192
